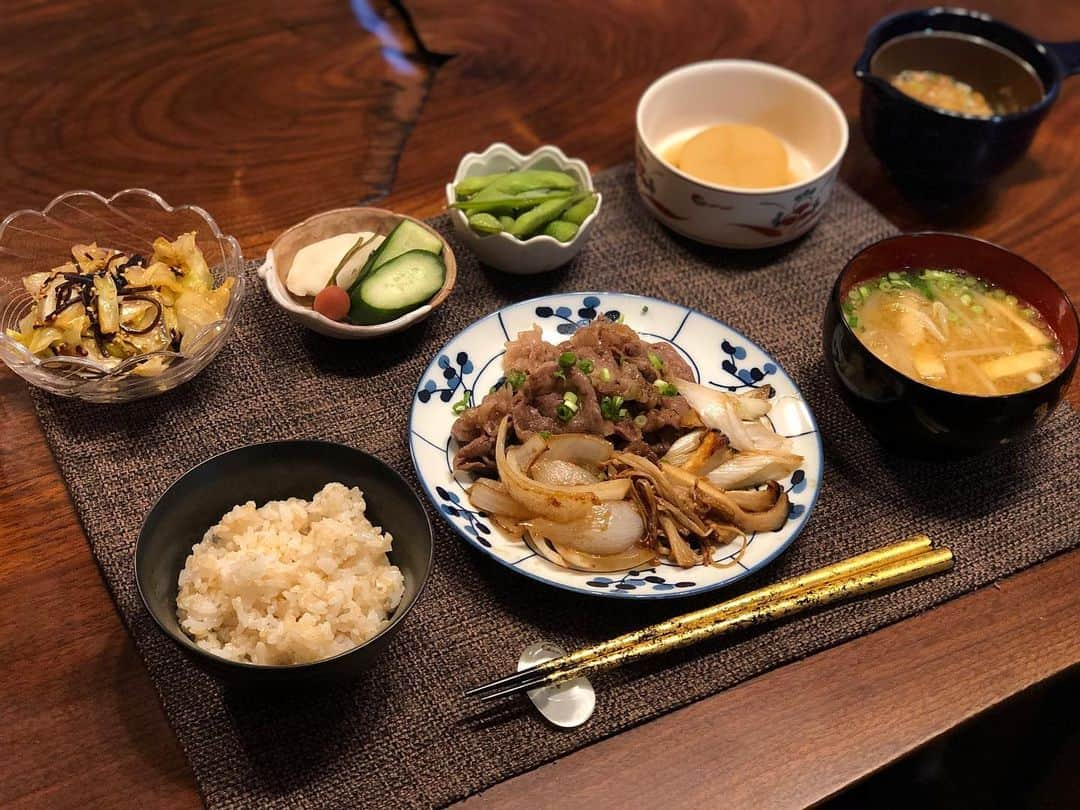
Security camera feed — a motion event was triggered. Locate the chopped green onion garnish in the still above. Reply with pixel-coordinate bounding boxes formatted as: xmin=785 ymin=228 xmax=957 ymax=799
xmin=577 ymin=358 xmax=594 ymax=374
xmin=1005 ymin=295 xmax=1018 ymax=306
xmin=879 ymin=279 xmax=893 ymax=291
xmin=859 ymin=285 xmax=870 ymax=299
xmin=600 ymin=394 xmax=625 ymax=420
xmin=633 ymin=414 xmax=647 ymax=428
xmin=599 ymin=367 xmax=612 ymax=382
xmin=563 ymin=390 xmax=579 ymax=406
xmin=910 ymin=275 xmax=935 ymax=300
xmin=558 ymin=351 xmax=576 ymax=368
xmin=653 ymin=379 xmax=677 ymax=396
xmin=538 ymin=430 xmax=551 ymax=439
xmin=888 ymin=271 xmax=902 ymax=280
xmin=553 ymin=368 xmax=566 ymax=381
xmin=506 ymin=369 xmax=526 ymax=390
xmin=648 ymin=352 xmax=663 ymax=372
xmin=556 ymin=404 xmax=574 ymax=422
xmin=960 ymin=293 xmax=973 ymax=306
xmin=451 ymin=391 xmax=472 ymax=415
xmin=971 ymin=304 xmax=984 ymax=315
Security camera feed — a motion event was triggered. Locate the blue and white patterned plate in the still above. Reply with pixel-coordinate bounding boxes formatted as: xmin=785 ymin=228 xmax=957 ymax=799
xmin=409 ymin=292 xmax=822 ymax=599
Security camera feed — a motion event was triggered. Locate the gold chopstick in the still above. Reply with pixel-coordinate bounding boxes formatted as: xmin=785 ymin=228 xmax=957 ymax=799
xmin=466 ymin=535 xmax=932 ymax=697
xmin=467 ymin=537 xmax=952 ymax=700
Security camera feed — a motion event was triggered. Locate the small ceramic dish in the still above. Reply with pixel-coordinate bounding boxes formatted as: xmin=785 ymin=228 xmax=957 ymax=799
xmin=258 ymin=207 xmax=456 ymax=339
xmin=855 ymin=7 xmax=1080 ymax=202
xmin=635 ymin=59 xmax=848 ymax=249
xmin=445 ymin=143 xmax=602 ymax=275
xmin=823 ymin=232 xmax=1079 ymax=456
xmin=135 ymin=440 xmax=433 ymax=682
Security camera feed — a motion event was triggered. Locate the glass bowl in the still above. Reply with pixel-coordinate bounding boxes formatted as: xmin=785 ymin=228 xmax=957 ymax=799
xmin=0 ymin=189 xmax=244 ymax=402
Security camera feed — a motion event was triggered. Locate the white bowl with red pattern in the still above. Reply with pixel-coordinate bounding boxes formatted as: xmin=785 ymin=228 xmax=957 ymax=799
xmin=635 ymin=59 xmax=848 ymax=249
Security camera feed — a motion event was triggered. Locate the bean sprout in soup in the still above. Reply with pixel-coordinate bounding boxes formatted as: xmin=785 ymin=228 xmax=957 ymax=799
xmin=843 ymin=269 xmax=1063 ymax=396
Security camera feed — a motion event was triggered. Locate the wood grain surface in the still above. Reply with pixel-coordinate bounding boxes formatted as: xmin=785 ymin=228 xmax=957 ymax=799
xmin=0 ymin=1 xmax=1076 ymax=808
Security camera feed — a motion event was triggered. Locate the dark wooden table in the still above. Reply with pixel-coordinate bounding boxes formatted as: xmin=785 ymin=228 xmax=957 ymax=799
xmin=1 ymin=1 xmax=1077 ymax=807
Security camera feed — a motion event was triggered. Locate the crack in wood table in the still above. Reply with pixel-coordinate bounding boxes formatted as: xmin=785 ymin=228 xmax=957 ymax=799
xmin=0 ymin=1 xmax=1076 ymax=807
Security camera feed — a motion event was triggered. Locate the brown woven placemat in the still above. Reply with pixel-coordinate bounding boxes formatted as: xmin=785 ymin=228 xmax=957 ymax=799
xmin=32 ymin=164 xmax=1080 ymax=809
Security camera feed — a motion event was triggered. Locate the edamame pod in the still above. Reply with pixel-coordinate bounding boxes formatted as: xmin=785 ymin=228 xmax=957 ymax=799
xmin=454 ymin=173 xmax=507 ymax=198
xmin=468 ymin=212 xmax=504 ymax=234
xmin=510 ymin=193 xmax=585 ymax=239
xmin=452 ymin=191 xmax=573 ymax=215
xmin=543 ymin=220 xmax=579 ymax=242
xmin=563 ymin=193 xmax=598 ymax=225
xmin=465 ymin=171 xmax=577 ymax=204
xmin=487 ymin=170 xmax=579 ymax=196
xmin=498 ymin=215 xmax=515 ymax=230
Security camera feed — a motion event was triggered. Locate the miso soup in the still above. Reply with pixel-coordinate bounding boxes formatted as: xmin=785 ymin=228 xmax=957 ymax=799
xmin=890 ymin=70 xmax=995 ymax=117
xmin=843 ymin=268 xmax=1063 ymax=395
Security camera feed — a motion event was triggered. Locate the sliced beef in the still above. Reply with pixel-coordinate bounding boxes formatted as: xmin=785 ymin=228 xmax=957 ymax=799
xmin=650 ymin=341 xmax=694 ymax=382
xmin=451 ymin=383 xmax=512 ymax=443
xmin=621 ymin=439 xmax=660 ymax=463
xmin=642 ymin=394 xmax=691 ymax=434
xmin=454 ymin=435 xmax=497 ymax=473
xmin=451 ymin=384 xmax=512 ymax=471
xmin=503 ymin=325 xmax=558 ymax=375
xmin=451 ymin=318 xmax=698 ymax=472
xmin=512 ymin=362 xmax=608 ymax=439
xmin=611 ymin=419 xmax=642 ymax=445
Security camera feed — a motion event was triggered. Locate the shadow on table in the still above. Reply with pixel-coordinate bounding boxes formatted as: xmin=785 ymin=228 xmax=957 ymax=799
xmin=479 ymin=260 xmax=571 ymax=300
xmin=453 ymin=542 xmax=791 ymax=683
xmin=805 ymin=354 xmax=1030 ymax=523
xmin=220 ymin=674 xmax=383 ymax=795
xmin=665 ymin=227 xmax=808 ymax=272
xmin=821 ymin=422 xmax=1030 ymax=523
xmin=300 ymin=319 xmax=434 ymax=378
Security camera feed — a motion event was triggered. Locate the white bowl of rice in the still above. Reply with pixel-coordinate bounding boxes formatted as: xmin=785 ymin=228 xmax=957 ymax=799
xmin=135 ymin=441 xmax=432 ymax=679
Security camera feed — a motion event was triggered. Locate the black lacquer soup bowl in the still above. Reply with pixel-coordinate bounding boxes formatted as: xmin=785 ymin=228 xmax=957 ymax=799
xmin=823 ymin=232 xmax=1078 ymax=457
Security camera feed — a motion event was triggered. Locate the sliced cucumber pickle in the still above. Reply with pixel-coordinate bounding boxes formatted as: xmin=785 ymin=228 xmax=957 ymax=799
xmin=347 ymin=219 xmax=443 ymax=294
xmin=348 ymin=249 xmax=446 ymax=325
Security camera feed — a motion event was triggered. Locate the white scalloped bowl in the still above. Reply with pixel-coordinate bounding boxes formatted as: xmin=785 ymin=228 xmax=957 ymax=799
xmin=446 ymin=143 xmax=602 ymax=275
xmin=0 ymin=189 xmax=244 ymax=403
